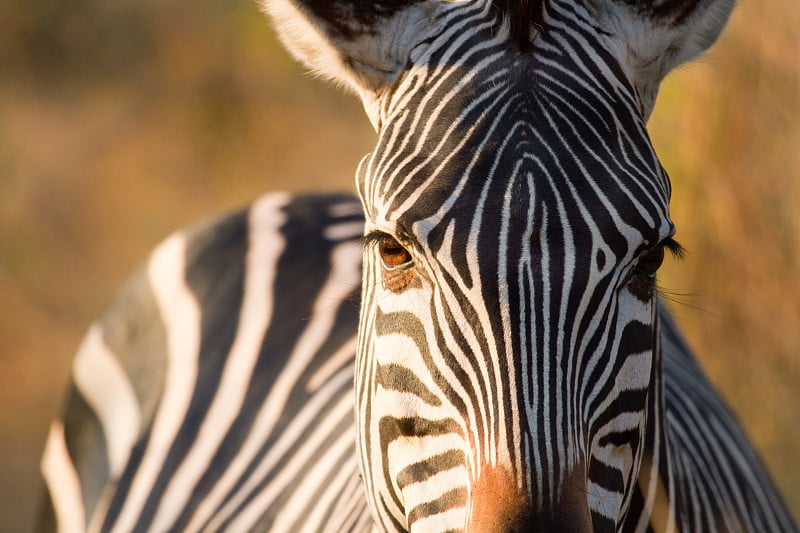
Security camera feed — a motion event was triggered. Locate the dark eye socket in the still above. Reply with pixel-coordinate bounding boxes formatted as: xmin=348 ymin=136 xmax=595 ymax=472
xmin=372 ymin=234 xmax=413 ymax=270
xmin=637 ymin=237 xmax=685 ymax=276
xmin=637 ymin=246 xmax=665 ymax=276
xmin=626 ymin=237 xmax=684 ymax=301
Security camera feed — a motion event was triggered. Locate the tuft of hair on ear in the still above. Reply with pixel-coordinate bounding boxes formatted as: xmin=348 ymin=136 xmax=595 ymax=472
xmin=492 ymin=0 xmax=546 ymax=51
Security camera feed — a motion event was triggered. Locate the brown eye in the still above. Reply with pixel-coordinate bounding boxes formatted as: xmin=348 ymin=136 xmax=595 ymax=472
xmin=378 ymin=235 xmax=412 ymax=270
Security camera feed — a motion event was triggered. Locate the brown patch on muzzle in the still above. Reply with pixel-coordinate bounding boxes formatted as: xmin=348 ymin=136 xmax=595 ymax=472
xmin=467 ymin=462 xmax=593 ymax=532
xmin=467 ymin=463 xmax=528 ymax=533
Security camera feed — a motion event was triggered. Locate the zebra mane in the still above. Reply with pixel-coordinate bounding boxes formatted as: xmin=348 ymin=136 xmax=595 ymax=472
xmin=492 ymin=0 xmax=546 ymax=50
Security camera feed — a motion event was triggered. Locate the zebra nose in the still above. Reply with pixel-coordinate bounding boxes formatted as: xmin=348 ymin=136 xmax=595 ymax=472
xmin=467 ymin=463 xmax=592 ymax=533
xmin=467 ymin=463 xmax=528 ymax=533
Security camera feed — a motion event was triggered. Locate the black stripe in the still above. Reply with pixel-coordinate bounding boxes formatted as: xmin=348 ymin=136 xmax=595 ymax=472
xmin=407 ymin=486 xmax=468 ymax=525
xmin=396 ymin=450 xmax=466 ymax=489
xmin=377 ymin=363 xmax=442 ymax=406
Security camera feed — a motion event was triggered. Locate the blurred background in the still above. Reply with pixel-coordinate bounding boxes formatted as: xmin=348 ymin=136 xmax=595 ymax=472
xmin=0 ymin=0 xmax=797 ymax=530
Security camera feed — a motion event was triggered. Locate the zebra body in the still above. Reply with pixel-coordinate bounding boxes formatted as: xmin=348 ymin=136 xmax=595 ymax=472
xmin=41 ymin=0 xmax=798 ymax=530
xmin=40 ymin=194 xmax=795 ymax=532
xmin=41 ymin=194 xmax=370 ymax=532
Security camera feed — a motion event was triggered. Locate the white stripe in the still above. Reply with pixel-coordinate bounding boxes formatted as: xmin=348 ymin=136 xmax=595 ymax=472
xmin=110 ymin=231 xmax=200 ymax=533
xmin=293 ymin=454 xmax=360 ymax=533
xmin=73 ymin=325 xmax=141 ymax=477
xmin=42 ymin=421 xmax=86 ymax=533
xmin=327 ymin=200 xmax=361 ymax=218
xmin=323 ymin=221 xmax=364 ymax=241
xmin=148 ymin=193 xmax=290 ymax=531
xmin=401 ymin=466 xmax=469 ymax=515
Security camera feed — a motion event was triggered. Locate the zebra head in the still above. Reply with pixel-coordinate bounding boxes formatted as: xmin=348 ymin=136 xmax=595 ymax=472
xmin=264 ymin=0 xmax=733 ymax=531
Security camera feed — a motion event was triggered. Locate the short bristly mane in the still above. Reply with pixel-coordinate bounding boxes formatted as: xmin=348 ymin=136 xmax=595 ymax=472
xmin=492 ymin=0 xmax=546 ymax=50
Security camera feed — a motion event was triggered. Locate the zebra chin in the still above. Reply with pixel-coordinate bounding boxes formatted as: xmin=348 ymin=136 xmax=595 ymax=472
xmin=464 ymin=461 xmax=594 ymax=533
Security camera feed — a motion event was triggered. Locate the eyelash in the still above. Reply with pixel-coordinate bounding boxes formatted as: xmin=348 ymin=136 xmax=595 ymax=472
xmin=360 ymin=231 xmax=392 ymax=250
xmin=662 ymin=237 xmax=686 ymax=260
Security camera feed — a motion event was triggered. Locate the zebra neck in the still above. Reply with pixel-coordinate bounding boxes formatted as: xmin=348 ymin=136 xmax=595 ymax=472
xmin=623 ymin=312 xmax=679 ymax=530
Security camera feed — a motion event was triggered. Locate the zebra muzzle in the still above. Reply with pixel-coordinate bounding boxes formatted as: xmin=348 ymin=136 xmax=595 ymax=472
xmin=466 ymin=462 xmax=592 ymax=533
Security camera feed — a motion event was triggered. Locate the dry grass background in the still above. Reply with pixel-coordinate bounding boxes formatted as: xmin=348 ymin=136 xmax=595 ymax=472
xmin=0 ymin=0 xmax=797 ymax=531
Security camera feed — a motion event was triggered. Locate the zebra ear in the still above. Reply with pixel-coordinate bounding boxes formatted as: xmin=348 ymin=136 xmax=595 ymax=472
xmin=600 ymin=0 xmax=735 ymax=117
xmin=262 ymin=0 xmax=442 ymax=122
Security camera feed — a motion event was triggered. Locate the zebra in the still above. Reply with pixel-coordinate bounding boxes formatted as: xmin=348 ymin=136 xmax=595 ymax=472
xmin=38 ymin=1 xmax=798 ymax=532
xmin=262 ymin=0 xmax=797 ymax=531
xmin=39 ymin=193 xmax=792 ymax=532
xmin=39 ymin=195 xmax=795 ymax=532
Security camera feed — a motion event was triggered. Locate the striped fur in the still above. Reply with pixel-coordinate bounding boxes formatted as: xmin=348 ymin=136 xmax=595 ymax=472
xmin=40 ymin=194 xmax=370 ymax=532
xmin=40 ymin=0 xmax=798 ymax=531
xmin=350 ymin=2 xmax=697 ymax=530
xmin=40 ymin=194 xmax=795 ymax=532
xmin=263 ymin=0 xmax=795 ymax=531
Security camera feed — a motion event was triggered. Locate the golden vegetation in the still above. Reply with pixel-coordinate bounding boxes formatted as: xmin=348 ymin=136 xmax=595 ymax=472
xmin=0 ymin=0 xmax=796 ymax=530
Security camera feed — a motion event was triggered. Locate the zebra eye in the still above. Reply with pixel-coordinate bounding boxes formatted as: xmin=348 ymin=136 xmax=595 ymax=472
xmin=377 ymin=235 xmax=412 ymax=270
xmin=637 ymin=246 xmax=665 ymax=278
xmin=364 ymin=232 xmax=419 ymax=293
xmin=636 ymin=237 xmax=684 ymax=278
xmin=627 ymin=238 xmax=684 ymax=301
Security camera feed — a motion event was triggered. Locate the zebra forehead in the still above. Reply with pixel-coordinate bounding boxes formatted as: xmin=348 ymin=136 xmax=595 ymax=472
xmin=366 ymin=123 xmax=668 ymax=254
xmin=355 ymin=5 xmax=674 ymax=252
xmin=367 ymin=71 xmax=662 ymax=201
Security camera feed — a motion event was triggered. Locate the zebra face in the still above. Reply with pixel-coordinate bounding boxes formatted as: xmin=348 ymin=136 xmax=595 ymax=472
xmin=264 ymin=0 xmax=734 ymax=530
xmin=354 ymin=13 xmax=677 ymax=532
